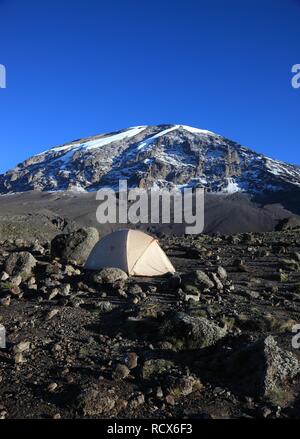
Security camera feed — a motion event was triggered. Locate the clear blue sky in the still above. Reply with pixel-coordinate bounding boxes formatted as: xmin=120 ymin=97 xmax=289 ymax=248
xmin=0 ymin=0 xmax=299 ymax=173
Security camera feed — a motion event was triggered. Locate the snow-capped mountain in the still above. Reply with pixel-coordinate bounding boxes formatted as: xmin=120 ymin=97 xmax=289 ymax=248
xmin=1 ymin=124 xmax=300 ymax=194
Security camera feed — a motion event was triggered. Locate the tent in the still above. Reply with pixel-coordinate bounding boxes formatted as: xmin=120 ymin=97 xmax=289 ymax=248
xmin=85 ymin=229 xmax=175 ymax=276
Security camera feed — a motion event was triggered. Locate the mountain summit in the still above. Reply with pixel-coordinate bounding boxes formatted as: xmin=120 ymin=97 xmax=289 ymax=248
xmin=1 ymin=124 xmax=300 ymax=194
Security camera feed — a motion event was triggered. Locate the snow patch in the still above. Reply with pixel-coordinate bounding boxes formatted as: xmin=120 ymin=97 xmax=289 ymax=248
xmin=84 ymin=126 xmax=148 ymax=151
xmin=222 ymin=178 xmax=241 ymax=194
xmin=136 ymin=127 xmax=179 ymax=152
xmin=179 ymin=125 xmax=217 ymax=136
xmin=68 ymin=183 xmax=87 ymax=193
xmin=136 ymin=124 xmax=217 ymax=153
xmin=40 ymin=126 xmax=148 ymax=156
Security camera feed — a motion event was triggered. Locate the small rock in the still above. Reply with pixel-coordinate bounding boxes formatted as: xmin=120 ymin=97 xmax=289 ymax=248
xmin=166 ymin=376 xmax=203 ymax=398
xmin=1 ymin=272 xmax=9 ymax=281
xmin=217 ymin=266 xmax=227 ymax=280
xmin=294 ymin=252 xmax=300 ymax=262
xmin=53 ymin=413 xmax=61 ymax=420
xmin=14 ymin=353 xmax=26 ymax=364
xmin=245 ymin=290 xmax=260 ymax=299
xmin=112 ymin=364 xmax=130 ymax=381
xmin=0 ymin=411 xmax=7 ymax=419
xmin=10 ymin=286 xmax=21 ymax=296
xmin=156 ymin=386 xmax=164 ymax=398
xmin=165 ymin=395 xmax=176 ymax=406
xmin=261 ymin=407 xmax=272 ymax=418
xmin=48 ymin=288 xmax=59 ymax=300
xmin=96 ymin=301 xmax=113 ymax=313
xmin=125 ymin=352 xmax=138 ymax=369
xmin=13 ymin=341 xmax=31 ymax=354
xmin=46 ymin=309 xmax=59 ymax=320
xmin=60 ymin=284 xmax=71 ymax=296
xmin=1 ymin=296 xmax=11 ymax=307
xmin=128 ymin=285 xmax=143 ymax=296
xmin=48 ymin=382 xmax=58 ymax=393
xmin=128 ymin=393 xmax=145 ymax=409
xmin=10 ymin=275 xmax=22 ymax=286
xmin=31 ymin=241 xmax=45 ymax=255
xmin=211 ymin=273 xmax=223 ymax=290
xmin=184 ymin=294 xmax=200 ymax=303
xmin=27 ymin=277 xmax=36 ymax=287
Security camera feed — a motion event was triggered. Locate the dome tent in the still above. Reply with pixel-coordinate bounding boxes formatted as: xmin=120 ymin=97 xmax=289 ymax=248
xmin=85 ymin=229 xmax=175 ymax=277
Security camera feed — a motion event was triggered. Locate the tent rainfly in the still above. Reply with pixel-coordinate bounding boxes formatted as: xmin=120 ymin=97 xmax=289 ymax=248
xmin=85 ymin=229 xmax=175 ymax=277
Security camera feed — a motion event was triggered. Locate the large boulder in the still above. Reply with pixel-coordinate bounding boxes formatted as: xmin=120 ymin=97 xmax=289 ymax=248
xmin=223 ymin=336 xmax=300 ymax=397
xmin=51 ymin=227 xmax=99 ymax=265
xmin=5 ymin=251 xmax=37 ymax=278
xmin=159 ymin=312 xmax=227 ymax=350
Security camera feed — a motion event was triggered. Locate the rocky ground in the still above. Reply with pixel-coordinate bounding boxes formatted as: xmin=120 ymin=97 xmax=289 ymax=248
xmin=1 ymin=227 xmax=300 ymax=419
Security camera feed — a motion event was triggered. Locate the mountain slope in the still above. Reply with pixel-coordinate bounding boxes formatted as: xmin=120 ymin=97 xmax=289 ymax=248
xmin=1 ymin=124 xmax=300 ymax=194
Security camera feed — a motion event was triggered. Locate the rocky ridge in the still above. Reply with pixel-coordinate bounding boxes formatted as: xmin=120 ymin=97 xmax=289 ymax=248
xmin=1 ymin=124 xmax=300 ymax=195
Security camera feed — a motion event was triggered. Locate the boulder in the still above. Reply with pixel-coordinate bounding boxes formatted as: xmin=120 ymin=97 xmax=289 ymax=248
xmin=217 ymin=266 xmax=227 ymax=281
xmin=128 ymin=284 xmax=143 ymax=296
xmin=125 ymin=352 xmax=138 ymax=370
xmin=77 ymin=385 xmax=116 ymax=416
xmin=96 ymin=301 xmax=114 ymax=313
xmin=191 ymin=270 xmax=214 ymax=289
xmin=112 ymin=364 xmax=130 ymax=381
xmin=159 ymin=312 xmax=227 ymax=350
xmin=5 ymin=251 xmax=37 ymax=278
xmin=223 ymin=336 xmax=300 ymax=397
xmin=141 ymin=359 xmax=175 ymax=380
xmin=165 ymin=375 xmax=203 ymax=398
xmin=211 ymin=272 xmax=223 ymax=290
xmin=93 ymin=267 xmax=128 ymax=284
xmin=51 ymin=227 xmax=99 ymax=265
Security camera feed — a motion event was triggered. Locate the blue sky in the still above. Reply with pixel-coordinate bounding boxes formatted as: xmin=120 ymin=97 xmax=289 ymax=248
xmin=0 ymin=0 xmax=299 ymax=173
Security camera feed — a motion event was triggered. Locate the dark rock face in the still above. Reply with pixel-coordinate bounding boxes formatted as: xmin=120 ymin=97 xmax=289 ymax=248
xmin=1 ymin=125 xmax=300 ymax=195
xmin=51 ymin=227 xmax=99 ymax=264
